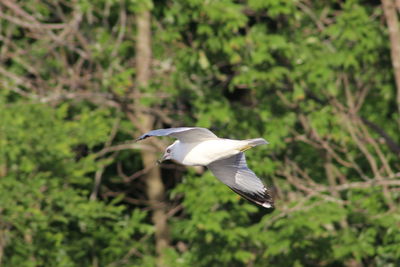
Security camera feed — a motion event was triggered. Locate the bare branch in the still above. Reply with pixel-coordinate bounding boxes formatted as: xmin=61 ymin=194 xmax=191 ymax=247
xmin=90 ymin=167 xmax=105 ymax=201
xmin=95 ymin=142 xmax=158 ymax=158
xmin=0 ymin=0 xmax=65 ymax=29
xmin=318 ymin=174 xmax=400 ymax=192
xmin=0 ymin=10 xmax=65 ymax=30
xmin=117 ymin=162 xmax=157 ymax=183
xmin=361 ymin=117 xmax=400 ymax=157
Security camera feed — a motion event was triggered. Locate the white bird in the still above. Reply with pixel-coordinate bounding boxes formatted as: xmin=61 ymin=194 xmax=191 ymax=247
xmin=136 ymin=127 xmax=274 ymax=209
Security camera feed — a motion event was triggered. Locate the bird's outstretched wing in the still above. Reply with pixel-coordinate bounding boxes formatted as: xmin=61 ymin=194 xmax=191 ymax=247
xmin=207 ymin=152 xmax=274 ymax=209
xmin=136 ymin=127 xmax=218 ymax=143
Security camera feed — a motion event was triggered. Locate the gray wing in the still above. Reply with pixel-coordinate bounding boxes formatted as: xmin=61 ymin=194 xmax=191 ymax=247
xmin=136 ymin=127 xmax=218 ymax=143
xmin=207 ymin=153 xmax=274 ymax=209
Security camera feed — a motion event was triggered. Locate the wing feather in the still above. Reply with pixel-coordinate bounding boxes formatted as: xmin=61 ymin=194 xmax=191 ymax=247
xmin=136 ymin=127 xmax=218 ymax=143
xmin=207 ymin=153 xmax=274 ymax=208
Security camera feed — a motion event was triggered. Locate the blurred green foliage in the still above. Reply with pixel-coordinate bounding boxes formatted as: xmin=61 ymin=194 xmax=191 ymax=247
xmin=0 ymin=0 xmax=399 ymax=266
xmin=0 ymin=100 xmax=154 ymax=266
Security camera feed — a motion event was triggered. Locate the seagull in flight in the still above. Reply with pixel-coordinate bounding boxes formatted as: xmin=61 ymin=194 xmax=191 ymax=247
xmin=136 ymin=127 xmax=274 ymax=209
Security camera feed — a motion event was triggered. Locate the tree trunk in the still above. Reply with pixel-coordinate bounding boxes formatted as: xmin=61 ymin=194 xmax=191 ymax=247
xmin=134 ymin=7 xmax=170 ymax=265
xmin=381 ymin=0 xmax=400 ymax=123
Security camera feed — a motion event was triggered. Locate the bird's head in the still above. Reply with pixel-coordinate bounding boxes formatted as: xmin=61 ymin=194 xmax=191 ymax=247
xmin=158 ymin=141 xmax=178 ymax=164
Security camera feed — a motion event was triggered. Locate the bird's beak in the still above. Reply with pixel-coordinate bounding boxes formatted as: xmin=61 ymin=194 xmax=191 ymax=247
xmin=157 ymin=153 xmax=169 ymax=165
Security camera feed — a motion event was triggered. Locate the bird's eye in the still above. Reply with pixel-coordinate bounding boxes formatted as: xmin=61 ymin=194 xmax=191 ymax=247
xmin=166 ymin=149 xmax=171 ymax=153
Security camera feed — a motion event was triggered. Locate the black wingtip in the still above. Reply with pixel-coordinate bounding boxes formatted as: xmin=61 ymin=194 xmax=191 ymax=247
xmin=135 ymin=135 xmax=149 ymax=142
xmin=230 ymin=187 xmax=275 ymax=209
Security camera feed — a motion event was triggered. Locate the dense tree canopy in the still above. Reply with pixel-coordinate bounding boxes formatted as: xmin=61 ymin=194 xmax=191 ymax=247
xmin=0 ymin=0 xmax=399 ymax=266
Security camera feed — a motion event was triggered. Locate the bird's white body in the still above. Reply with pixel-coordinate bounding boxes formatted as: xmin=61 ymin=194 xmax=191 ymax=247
xmin=173 ymin=139 xmax=247 ymax=166
xmin=136 ymin=127 xmax=274 ymax=208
